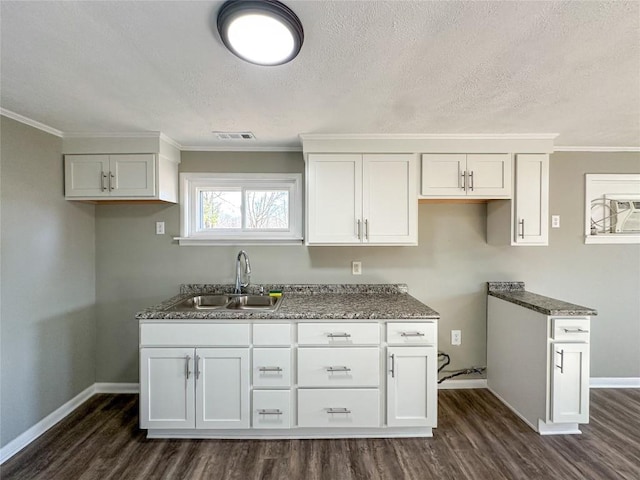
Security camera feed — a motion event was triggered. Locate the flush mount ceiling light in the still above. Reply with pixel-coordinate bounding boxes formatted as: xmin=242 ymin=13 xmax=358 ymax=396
xmin=217 ymin=0 xmax=304 ymax=66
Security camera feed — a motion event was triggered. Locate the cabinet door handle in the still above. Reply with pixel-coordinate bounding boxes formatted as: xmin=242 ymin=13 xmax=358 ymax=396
xmin=562 ymin=328 xmax=589 ymax=333
xmin=258 ymin=366 xmax=283 ymax=372
xmin=356 ymin=219 xmax=361 ymax=240
xmin=101 ymin=172 xmax=108 ymax=192
xmin=185 ymin=355 xmax=192 ymax=379
xmin=469 ymin=171 xmax=474 ymax=191
xmin=400 ymin=331 xmax=425 ymax=337
xmin=258 ymin=409 xmax=282 ymax=415
xmin=195 ymin=355 xmax=201 ymax=380
xmin=327 ymin=408 xmax=351 ymax=414
xmin=326 ymin=366 xmax=351 ymax=372
xmin=461 ymin=171 xmax=467 ymax=191
xmin=326 ymin=333 xmax=351 ymax=338
xmin=390 ymin=353 xmax=395 ymax=378
xmin=519 ymin=219 xmax=525 ymax=239
xmin=555 ymin=349 xmax=564 ymax=374
xmin=365 ymin=219 xmax=369 ymax=240
xmin=109 ymin=172 xmax=115 ymax=191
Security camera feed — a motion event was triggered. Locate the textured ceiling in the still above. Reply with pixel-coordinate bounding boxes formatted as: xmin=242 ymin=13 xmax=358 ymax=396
xmin=1 ymin=0 xmax=638 ymax=149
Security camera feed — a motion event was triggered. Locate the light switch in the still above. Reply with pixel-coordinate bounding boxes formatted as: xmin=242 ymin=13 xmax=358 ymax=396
xmin=156 ymin=222 xmax=165 ymax=235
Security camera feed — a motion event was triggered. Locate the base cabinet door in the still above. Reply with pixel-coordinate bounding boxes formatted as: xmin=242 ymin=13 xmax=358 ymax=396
xmin=140 ymin=348 xmax=195 ymax=429
xmin=550 ymin=343 xmax=589 ymax=424
xmin=196 ymin=348 xmax=250 ymax=429
xmin=387 ymin=346 xmax=437 ymax=427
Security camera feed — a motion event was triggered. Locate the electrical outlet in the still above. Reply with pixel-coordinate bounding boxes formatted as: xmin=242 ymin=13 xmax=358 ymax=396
xmin=155 ymin=222 xmax=165 ymax=235
xmin=451 ymin=330 xmax=462 ymax=346
xmin=352 ymin=261 xmax=362 ymax=275
xmin=551 ymin=215 xmax=560 ymax=228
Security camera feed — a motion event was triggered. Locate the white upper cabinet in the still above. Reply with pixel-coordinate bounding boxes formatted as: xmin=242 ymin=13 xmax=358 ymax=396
xmin=514 ymin=154 xmax=549 ymax=245
xmin=421 ymin=153 xmax=512 ymax=198
xmin=65 ymin=153 xmax=178 ymax=202
xmin=307 ymin=153 xmax=417 ymax=245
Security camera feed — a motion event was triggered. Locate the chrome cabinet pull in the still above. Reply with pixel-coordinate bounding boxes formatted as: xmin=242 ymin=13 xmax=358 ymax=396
xmin=327 ymin=408 xmax=351 ymax=414
xmin=400 ymin=331 xmax=425 ymax=337
xmin=461 ymin=171 xmax=467 ymax=191
xmin=390 ymin=353 xmax=395 ymax=378
xmin=185 ymin=355 xmax=192 ymax=379
xmin=326 ymin=332 xmax=351 ymax=338
xmin=258 ymin=409 xmax=282 ymax=415
xmin=519 ymin=219 xmax=525 ymax=239
xmin=555 ymin=349 xmax=564 ymax=374
xmin=109 ymin=172 xmax=115 ymax=191
xmin=326 ymin=366 xmax=351 ymax=372
xmin=356 ymin=219 xmax=361 ymax=239
xmin=364 ymin=219 xmax=369 ymax=240
xmin=562 ymin=328 xmax=589 ymax=333
xmin=195 ymin=355 xmax=201 ymax=380
xmin=469 ymin=171 xmax=474 ymax=191
xmin=259 ymin=366 xmax=283 ymax=372
xmin=101 ymin=172 xmax=108 ymax=191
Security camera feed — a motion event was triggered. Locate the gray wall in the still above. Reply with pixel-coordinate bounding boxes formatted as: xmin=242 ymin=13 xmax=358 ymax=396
xmin=0 ymin=117 xmax=96 ymax=448
xmin=95 ymin=150 xmax=640 ymax=383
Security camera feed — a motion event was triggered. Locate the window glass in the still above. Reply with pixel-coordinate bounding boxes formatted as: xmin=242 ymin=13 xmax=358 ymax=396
xmin=245 ymin=190 xmax=289 ymax=229
xmin=199 ymin=190 xmax=242 ymax=229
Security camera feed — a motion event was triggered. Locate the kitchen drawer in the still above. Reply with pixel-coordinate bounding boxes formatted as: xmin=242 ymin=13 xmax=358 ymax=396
xmin=298 ymin=323 xmax=380 ymax=346
xmin=298 ymin=388 xmax=380 ymax=428
xmin=140 ymin=323 xmax=250 ymax=347
xmin=252 ymin=390 xmax=291 ymax=429
xmin=386 ymin=322 xmax=436 ymax=345
xmin=552 ymin=318 xmax=590 ymax=342
xmin=253 ymin=323 xmax=291 ymax=346
xmin=253 ymin=348 xmax=292 ymax=388
xmin=298 ymin=347 xmax=380 ymax=387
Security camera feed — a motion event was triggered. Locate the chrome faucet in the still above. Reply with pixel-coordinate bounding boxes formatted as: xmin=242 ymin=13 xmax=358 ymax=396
xmin=234 ymin=250 xmax=251 ymax=294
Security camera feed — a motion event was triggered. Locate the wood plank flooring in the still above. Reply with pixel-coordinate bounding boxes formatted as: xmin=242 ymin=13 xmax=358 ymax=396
xmin=2 ymin=388 xmax=639 ymax=479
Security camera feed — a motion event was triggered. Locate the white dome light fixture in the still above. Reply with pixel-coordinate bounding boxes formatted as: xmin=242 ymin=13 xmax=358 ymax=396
xmin=217 ymin=0 xmax=304 ymax=66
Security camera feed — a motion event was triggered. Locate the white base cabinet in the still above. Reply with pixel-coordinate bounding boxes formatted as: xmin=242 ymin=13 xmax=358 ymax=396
xmin=487 ymin=297 xmax=590 ymax=434
xmin=139 ymin=319 xmax=437 ymax=438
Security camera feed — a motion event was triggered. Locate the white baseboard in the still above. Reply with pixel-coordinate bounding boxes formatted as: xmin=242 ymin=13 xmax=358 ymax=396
xmin=590 ymin=377 xmax=640 ymax=388
xmin=0 ymin=384 xmax=96 ymax=464
xmin=438 ymin=379 xmax=487 ymax=389
xmin=94 ymin=383 xmax=139 ymax=394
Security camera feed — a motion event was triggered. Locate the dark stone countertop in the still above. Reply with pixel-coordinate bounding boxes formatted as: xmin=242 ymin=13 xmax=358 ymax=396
xmin=136 ymin=284 xmax=440 ymax=321
xmin=488 ymin=282 xmax=597 ymax=316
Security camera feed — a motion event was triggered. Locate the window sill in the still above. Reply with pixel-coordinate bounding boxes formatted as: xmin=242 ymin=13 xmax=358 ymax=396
xmin=174 ymin=237 xmax=304 ymax=246
xmin=585 ymin=234 xmax=640 ymax=244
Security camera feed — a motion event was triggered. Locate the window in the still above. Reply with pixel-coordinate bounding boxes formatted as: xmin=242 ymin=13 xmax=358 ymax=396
xmin=178 ymin=173 xmax=302 ymax=245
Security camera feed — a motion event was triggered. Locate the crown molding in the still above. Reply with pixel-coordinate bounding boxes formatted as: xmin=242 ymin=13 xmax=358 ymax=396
xmin=554 ymin=146 xmax=640 ymax=152
xmin=0 ymin=108 xmax=63 ymax=137
xmin=299 ymin=133 xmax=560 ymax=141
xmin=64 ymin=131 xmax=161 ymax=139
xmin=180 ymin=145 xmax=302 ymax=152
xmin=159 ymin=133 xmax=182 ymax=150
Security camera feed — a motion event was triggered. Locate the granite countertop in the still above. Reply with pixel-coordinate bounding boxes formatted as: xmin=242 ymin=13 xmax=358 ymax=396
xmin=488 ymin=282 xmax=598 ymax=316
xmin=136 ymin=284 xmax=440 ymax=321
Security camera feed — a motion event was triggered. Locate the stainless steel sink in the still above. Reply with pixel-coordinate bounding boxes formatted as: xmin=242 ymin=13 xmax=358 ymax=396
xmin=166 ymin=294 xmax=282 ymax=312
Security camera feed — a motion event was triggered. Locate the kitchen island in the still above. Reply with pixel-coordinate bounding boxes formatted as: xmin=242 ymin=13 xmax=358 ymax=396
xmin=137 ymin=284 xmax=439 ymax=439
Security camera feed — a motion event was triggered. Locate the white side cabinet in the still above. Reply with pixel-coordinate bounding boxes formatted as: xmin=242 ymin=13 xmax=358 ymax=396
xmin=421 ymin=153 xmax=512 ymax=198
xmin=487 ymin=297 xmax=590 ymax=434
xmin=306 ymin=154 xmax=417 ymax=245
xmin=64 ymin=153 xmax=179 ymax=202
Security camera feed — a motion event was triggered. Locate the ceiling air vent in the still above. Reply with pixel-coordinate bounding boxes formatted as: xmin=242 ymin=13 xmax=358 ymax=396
xmin=213 ymin=131 xmax=255 ymax=140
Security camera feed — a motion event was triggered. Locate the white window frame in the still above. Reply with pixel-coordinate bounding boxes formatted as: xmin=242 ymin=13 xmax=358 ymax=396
xmin=177 ymin=173 xmax=303 ymax=245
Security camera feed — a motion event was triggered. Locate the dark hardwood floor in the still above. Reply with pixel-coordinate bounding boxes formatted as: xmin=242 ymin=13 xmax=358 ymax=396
xmin=2 ymin=388 xmax=639 ymax=479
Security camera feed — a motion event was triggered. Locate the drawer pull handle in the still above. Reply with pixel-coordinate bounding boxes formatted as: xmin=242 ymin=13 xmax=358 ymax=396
xmin=258 ymin=409 xmax=282 ymax=415
xmin=326 ymin=333 xmax=351 ymax=338
xmin=562 ymin=328 xmax=589 ymax=334
xmin=259 ymin=366 xmax=283 ymax=372
xmin=327 ymin=408 xmax=351 ymax=414
xmin=555 ymin=349 xmax=564 ymax=374
xmin=326 ymin=366 xmax=351 ymax=372
xmin=400 ymin=332 xmax=425 ymax=337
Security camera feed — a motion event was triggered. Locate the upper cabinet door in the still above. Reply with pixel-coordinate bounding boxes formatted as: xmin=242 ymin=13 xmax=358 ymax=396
xmin=363 ymin=154 xmax=417 ymax=244
xmin=307 ymin=154 xmax=362 ymax=244
xmin=514 ymin=154 xmax=549 ymax=245
xmin=421 ymin=154 xmax=466 ymax=196
xmin=64 ymin=155 xmax=111 ymax=197
xmin=465 ymin=154 xmax=512 ymax=197
xmin=110 ymin=154 xmax=155 ymax=197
